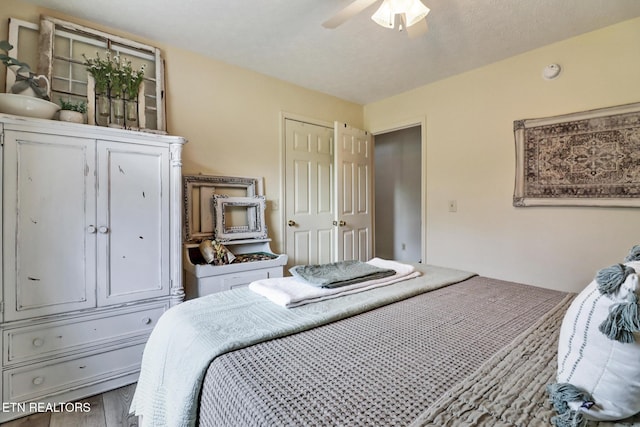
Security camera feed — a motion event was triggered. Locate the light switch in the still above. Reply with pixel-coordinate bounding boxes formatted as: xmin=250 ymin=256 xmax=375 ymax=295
xmin=448 ymin=200 xmax=457 ymax=212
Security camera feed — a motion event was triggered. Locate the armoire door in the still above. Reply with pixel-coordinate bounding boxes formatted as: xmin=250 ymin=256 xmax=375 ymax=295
xmin=284 ymin=119 xmax=335 ymax=267
xmin=96 ymin=141 xmax=170 ymax=305
xmin=2 ymin=131 xmax=97 ymax=321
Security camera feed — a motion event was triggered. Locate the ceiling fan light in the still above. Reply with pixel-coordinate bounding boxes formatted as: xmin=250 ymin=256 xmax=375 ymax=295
xmin=371 ymin=0 xmax=430 ymax=30
xmin=371 ymin=0 xmax=395 ymax=28
xmin=404 ymin=0 xmax=430 ymax=27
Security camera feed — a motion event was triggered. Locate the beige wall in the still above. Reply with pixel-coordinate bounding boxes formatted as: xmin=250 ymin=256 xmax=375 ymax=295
xmin=164 ymin=49 xmax=362 ymax=252
xmin=1 ymin=0 xmax=363 ymax=252
xmin=2 ymin=1 xmax=638 ymax=292
xmin=364 ymin=17 xmax=640 ymax=292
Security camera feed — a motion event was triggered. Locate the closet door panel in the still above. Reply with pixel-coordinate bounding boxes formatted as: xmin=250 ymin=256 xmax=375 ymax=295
xmin=96 ymin=141 xmax=169 ymax=305
xmin=3 ymin=131 xmax=96 ymax=320
xmin=334 ymin=123 xmax=372 ymax=262
xmin=284 ymin=119 xmax=335 ymax=267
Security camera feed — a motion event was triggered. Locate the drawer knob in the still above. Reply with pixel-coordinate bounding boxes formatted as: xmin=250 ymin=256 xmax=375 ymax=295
xmin=32 ymin=338 xmax=44 ymax=347
xmin=142 ymin=317 xmax=152 ymax=325
xmin=32 ymin=376 xmax=44 ymax=386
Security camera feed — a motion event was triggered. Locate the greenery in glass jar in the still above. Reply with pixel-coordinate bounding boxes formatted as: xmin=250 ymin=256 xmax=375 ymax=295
xmin=109 ymin=54 xmax=127 ymax=98
xmin=123 ymin=60 xmax=145 ymax=100
xmin=83 ymin=51 xmax=144 ymax=99
xmin=82 ymin=51 xmax=113 ymax=95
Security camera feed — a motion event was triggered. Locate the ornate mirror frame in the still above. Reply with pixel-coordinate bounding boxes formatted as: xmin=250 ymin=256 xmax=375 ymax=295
xmin=213 ymin=195 xmax=268 ymax=241
xmin=182 ymin=174 xmax=263 ymax=242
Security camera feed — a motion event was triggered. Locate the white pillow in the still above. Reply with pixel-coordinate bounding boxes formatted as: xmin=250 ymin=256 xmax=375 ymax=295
xmin=548 ymin=258 xmax=640 ymax=426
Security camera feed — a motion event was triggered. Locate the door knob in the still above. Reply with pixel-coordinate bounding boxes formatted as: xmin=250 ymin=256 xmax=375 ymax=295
xmin=333 ymin=220 xmax=346 ymax=227
xmin=287 ymin=220 xmax=296 ymax=227
xmin=87 ymin=225 xmax=97 ymax=234
xmin=98 ymin=226 xmax=109 ymax=234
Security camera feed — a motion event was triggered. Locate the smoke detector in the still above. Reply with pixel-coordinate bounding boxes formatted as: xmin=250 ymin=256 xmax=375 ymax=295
xmin=542 ymin=64 xmax=562 ymax=80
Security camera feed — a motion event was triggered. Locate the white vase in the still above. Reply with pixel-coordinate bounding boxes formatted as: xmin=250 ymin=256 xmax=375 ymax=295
xmin=59 ymin=110 xmax=85 ymax=123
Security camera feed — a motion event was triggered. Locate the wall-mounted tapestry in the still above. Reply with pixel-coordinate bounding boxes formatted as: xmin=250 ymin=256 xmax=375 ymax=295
xmin=513 ymin=102 xmax=640 ymax=207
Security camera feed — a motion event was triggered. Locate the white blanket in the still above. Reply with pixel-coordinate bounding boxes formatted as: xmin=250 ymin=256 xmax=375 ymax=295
xmin=249 ymin=258 xmax=420 ymax=307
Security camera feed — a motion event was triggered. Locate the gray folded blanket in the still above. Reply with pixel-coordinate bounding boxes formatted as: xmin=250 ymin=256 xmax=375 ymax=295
xmin=289 ymin=260 xmax=396 ymax=288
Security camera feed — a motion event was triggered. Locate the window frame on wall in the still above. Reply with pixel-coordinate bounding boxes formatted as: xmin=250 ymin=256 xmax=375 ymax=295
xmin=6 ymin=16 xmax=166 ymax=132
xmin=5 ymin=18 xmax=39 ymax=91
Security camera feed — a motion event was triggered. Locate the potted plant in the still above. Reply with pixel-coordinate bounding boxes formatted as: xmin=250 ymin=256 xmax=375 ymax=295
xmin=58 ymin=99 xmax=87 ymax=123
xmin=0 ymin=40 xmax=51 ymax=100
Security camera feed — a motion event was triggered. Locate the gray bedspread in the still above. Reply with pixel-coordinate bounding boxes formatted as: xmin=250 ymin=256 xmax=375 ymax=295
xmin=198 ymin=276 xmax=568 ymax=426
xmin=411 ymin=295 xmax=640 ymax=427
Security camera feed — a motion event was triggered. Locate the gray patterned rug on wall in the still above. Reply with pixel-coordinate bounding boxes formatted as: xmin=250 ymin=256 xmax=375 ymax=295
xmin=513 ymin=102 xmax=640 ymax=207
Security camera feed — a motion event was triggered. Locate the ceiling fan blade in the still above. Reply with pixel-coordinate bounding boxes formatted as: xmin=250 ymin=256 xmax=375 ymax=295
xmin=407 ymin=19 xmax=428 ymax=38
xmin=322 ymin=0 xmax=380 ymax=29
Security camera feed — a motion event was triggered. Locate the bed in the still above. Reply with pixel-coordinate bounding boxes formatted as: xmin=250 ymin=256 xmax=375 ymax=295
xmin=130 ymin=262 xmax=640 ymax=427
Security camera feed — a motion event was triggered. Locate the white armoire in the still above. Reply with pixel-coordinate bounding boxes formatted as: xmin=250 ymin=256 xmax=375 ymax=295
xmin=0 ymin=113 xmax=186 ymax=421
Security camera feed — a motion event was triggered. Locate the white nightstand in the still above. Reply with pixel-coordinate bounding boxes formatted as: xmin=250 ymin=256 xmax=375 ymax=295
xmin=182 ymin=174 xmax=287 ymax=299
xmin=184 ymin=239 xmax=287 ymax=298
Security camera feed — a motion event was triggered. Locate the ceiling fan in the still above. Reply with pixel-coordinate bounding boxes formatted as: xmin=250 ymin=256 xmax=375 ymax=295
xmin=322 ymin=0 xmax=430 ymax=38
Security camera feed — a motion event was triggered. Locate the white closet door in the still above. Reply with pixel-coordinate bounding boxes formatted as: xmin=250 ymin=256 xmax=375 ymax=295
xmin=334 ymin=122 xmax=373 ymax=262
xmin=284 ymin=119 xmax=335 ymax=267
xmin=96 ymin=141 xmax=170 ymax=305
xmin=3 ymin=131 xmax=97 ymax=320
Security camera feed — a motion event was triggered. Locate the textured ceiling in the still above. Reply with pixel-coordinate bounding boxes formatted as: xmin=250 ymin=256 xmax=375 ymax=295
xmin=22 ymin=0 xmax=640 ymax=104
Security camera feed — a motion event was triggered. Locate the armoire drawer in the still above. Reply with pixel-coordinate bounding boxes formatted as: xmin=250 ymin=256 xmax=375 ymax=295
xmin=3 ymin=342 xmax=145 ymax=403
xmin=3 ymin=302 xmax=167 ymax=365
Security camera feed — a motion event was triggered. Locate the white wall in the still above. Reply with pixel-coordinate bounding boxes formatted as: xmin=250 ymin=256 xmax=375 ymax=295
xmin=364 ymin=18 xmax=640 ymax=293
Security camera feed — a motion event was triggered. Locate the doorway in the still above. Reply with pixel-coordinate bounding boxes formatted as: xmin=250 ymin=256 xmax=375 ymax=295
xmin=374 ymin=126 xmax=422 ymax=262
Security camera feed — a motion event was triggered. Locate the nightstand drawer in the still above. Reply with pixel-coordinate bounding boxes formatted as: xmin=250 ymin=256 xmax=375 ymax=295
xmin=4 ymin=342 xmax=145 ymax=403
xmin=4 ymin=302 xmax=166 ymax=364
xmin=185 ymin=266 xmax=283 ymax=298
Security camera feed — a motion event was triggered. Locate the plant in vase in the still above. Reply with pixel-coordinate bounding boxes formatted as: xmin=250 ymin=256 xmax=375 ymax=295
xmin=0 ymin=40 xmax=51 ymax=100
xmin=83 ymin=51 xmax=113 ymax=123
xmin=83 ymin=51 xmax=144 ymax=128
xmin=123 ymin=60 xmax=145 ymax=127
xmin=58 ymin=99 xmax=87 ymax=123
xmin=82 ymin=50 xmax=114 ymax=94
xmin=109 ymin=55 xmax=127 ymax=127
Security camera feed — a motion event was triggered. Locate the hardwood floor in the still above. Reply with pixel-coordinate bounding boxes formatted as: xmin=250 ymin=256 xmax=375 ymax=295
xmin=0 ymin=384 xmax=138 ymax=427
